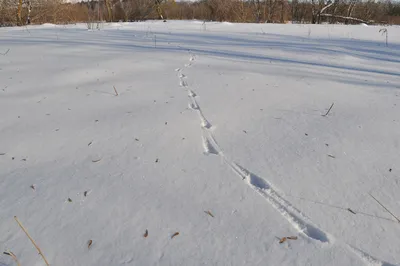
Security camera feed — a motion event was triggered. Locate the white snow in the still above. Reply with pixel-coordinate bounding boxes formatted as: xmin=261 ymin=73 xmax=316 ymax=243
xmin=1 ymin=21 xmax=400 ymax=266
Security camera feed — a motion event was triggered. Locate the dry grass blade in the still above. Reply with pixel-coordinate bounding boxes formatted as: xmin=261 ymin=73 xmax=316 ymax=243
xmin=88 ymin=240 xmax=93 ymax=249
xmin=171 ymin=232 xmax=179 ymax=239
xmin=144 ymin=229 xmax=148 ymax=238
xmin=204 ymin=210 xmax=214 ymax=218
xmin=279 ymin=237 xmax=287 ymax=244
xmin=113 ymin=86 xmax=118 ymax=96
xmin=92 ymin=159 xmax=101 ymax=163
xmin=369 ymin=193 xmax=400 ymax=223
xmin=14 ymin=216 xmax=50 ymax=266
xmin=4 ymin=251 xmax=20 ymax=266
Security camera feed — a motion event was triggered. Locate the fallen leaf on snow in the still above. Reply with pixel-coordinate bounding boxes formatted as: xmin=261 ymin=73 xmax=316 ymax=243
xmin=171 ymin=232 xmax=179 ymax=239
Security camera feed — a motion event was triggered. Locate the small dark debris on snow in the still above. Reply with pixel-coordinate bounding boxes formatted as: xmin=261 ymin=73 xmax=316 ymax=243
xmin=171 ymin=232 xmax=179 ymax=239
xmin=95 ymin=120 xmax=99 ymax=123
xmin=165 ymin=122 xmax=168 ymax=125
xmin=67 ymin=198 xmax=72 ymax=202
xmin=144 ymin=229 xmax=148 ymax=238
xmin=182 ymin=137 xmax=185 ymax=140
xmin=12 ymin=157 xmax=15 ymax=160
xmin=243 ymin=130 xmax=247 ymax=134
xmin=325 ymin=143 xmax=329 ymax=147
xmin=84 ymin=191 xmax=88 ymax=197
xmin=347 ymin=208 xmax=356 ymax=214
xmin=30 ymin=185 xmax=36 ymax=190
xmin=55 ymin=129 xmax=59 ymax=131
xmin=155 ymin=158 xmax=159 ymax=163
xmin=88 ymin=141 xmax=93 ymax=146
xmin=135 ymin=138 xmax=139 ymax=141
xmin=328 ymin=155 xmax=335 ymax=159
xmin=204 ymin=210 xmax=214 ymax=218
xmin=389 ymin=168 xmax=392 ymax=172
xmin=88 ymin=240 xmax=93 ymax=249
xmin=21 ymin=158 xmax=26 ymax=161
xmin=18 ymin=116 xmax=20 ymax=118
xmin=305 ymin=133 xmax=308 ymax=136
xmin=92 ymin=159 xmax=101 ymax=163
xmin=46 ymin=114 xmax=50 ymax=116
xmin=0 ymin=153 xmax=5 ymax=155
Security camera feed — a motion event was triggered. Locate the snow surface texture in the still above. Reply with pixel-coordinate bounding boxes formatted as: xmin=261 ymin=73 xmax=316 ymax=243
xmin=1 ymin=21 xmax=400 ymax=266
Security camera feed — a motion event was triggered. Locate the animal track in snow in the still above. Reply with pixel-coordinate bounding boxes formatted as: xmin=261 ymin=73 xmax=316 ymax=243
xmin=188 ymin=90 xmax=197 ymax=97
xmin=228 ymin=162 xmax=330 ymax=243
xmin=188 ymin=102 xmax=199 ymax=110
xmin=202 ymin=136 xmax=219 ymax=155
xmin=175 ymin=53 xmax=395 ymax=266
xmin=180 ymin=80 xmax=188 ymax=87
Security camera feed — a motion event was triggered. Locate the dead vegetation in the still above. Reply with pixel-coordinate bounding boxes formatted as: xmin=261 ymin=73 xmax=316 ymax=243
xmin=1 ymin=0 xmax=399 ymax=26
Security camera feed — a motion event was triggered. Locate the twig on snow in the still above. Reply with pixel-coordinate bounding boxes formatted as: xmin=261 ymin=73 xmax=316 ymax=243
xmin=3 ymin=251 xmax=20 ymax=266
xmin=369 ymin=193 xmax=400 ymax=223
xmin=347 ymin=208 xmax=356 ymax=214
xmin=113 ymin=86 xmax=118 ymax=96
xmin=14 ymin=216 xmax=50 ymax=266
xmin=1 ymin=48 xmax=10 ymax=56
xmin=322 ymin=103 xmax=334 ymax=117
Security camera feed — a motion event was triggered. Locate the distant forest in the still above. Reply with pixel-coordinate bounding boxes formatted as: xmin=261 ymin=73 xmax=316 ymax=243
xmin=1 ymin=0 xmax=400 ymax=26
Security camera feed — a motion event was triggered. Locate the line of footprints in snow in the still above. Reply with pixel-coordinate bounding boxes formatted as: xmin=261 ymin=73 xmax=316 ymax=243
xmin=175 ymin=53 xmax=396 ymax=266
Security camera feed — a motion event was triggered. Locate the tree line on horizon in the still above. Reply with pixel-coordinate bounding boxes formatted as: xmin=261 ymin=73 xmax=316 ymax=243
xmin=1 ymin=0 xmax=400 ymax=26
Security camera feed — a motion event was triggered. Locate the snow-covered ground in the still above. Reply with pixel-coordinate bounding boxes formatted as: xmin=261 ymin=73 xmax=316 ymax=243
xmin=1 ymin=21 xmax=400 ymax=266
